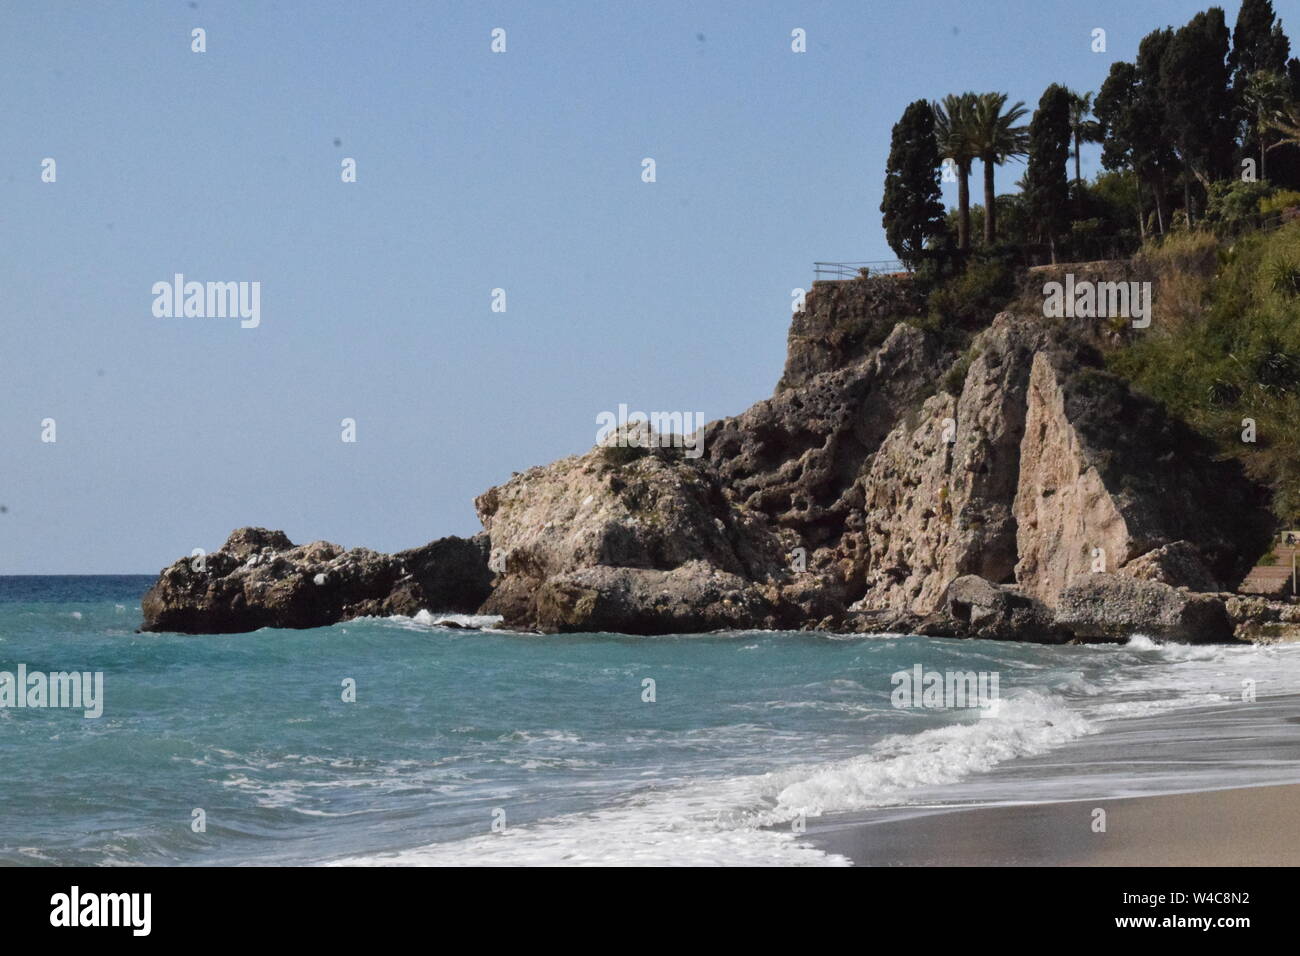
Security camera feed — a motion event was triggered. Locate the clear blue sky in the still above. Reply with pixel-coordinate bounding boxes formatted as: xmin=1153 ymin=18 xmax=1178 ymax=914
xmin=1 ymin=0 xmax=1229 ymax=572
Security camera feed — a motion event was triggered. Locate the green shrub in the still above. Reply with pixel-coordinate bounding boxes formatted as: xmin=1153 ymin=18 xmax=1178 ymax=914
xmin=1265 ymin=256 xmax=1300 ymax=298
xmin=1204 ymin=180 xmax=1275 ymax=233
xmin=941 ymin=346 xmax=981 ymax=396
xmin=1260 ymin=190 xmax=1300 ymax=217
xmin=1105 ymin=220 xmax=1300 ymax=525
xmin=924 ymin=253 xmax=1016 ymax=330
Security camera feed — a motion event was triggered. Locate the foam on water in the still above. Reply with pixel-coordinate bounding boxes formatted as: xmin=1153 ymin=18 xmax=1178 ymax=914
xmin=335 ymin=636 xmax=1300 ymax=867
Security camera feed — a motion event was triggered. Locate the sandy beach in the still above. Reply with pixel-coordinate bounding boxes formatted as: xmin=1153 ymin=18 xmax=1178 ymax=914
xmin=804 ymin=694 xmax=1300 ymax=866
xmin=808 ymin=782 xmax=1300 ymax=866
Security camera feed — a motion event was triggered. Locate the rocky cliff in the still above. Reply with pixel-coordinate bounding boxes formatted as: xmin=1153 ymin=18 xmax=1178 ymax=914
xmin=140 ymin=274 xmax=1284 ymax=642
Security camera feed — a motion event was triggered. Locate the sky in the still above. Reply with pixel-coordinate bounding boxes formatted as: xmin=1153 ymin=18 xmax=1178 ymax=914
xmin=0 ymin=0 xmax=1244 ymax=573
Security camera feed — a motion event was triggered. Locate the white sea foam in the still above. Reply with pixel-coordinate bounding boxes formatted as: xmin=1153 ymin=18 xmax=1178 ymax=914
xmin=769 ymin=691 xmax=1093 ymax=815
xmin=404 ymin=610 xmax=506 ymax=631
xmin=331 ymin=637 xmax=1300 ymax=867
xmin=331 ymin=689 xmax=1094 ymax=866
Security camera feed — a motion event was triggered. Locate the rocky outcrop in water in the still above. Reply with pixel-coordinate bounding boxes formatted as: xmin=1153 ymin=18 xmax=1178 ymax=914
xmin=141 ymin=527 xmax=491 ymax=633
xmin=142 ymin=274 xmax=1282 ymax=642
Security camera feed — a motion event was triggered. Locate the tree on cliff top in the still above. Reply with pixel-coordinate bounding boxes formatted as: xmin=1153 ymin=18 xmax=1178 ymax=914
xmin=1159 ymin=8 xmax=1234 ymax=221
xmin=1231 ymin=0 xmax=1291 ymax=81
xmin=1024 ymin=83 xmax=1072 ymax=263
xmin=881 ymin=99 xmax=947 ymax=267
xmin=1095 ymin=62 xmax=1148 ymax=236
xmin=1230 ymin=0 xmax=1293 ymax=183
xmin=1067 ymin=91 xmax=1102 ymax=193
xmin=969 ymin=92 xmax=1029 ymax=245
xmin=933 ymin=93 xmax=979 ymax=251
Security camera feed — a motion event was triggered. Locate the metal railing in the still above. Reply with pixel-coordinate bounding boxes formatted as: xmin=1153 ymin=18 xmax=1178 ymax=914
xmin=813 ymin=260 xmax=909 ymax=279
xmin=814 ymin=211 xmax=1298 ymax=280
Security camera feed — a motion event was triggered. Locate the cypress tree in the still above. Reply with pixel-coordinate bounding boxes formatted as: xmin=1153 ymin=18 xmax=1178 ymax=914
xmin=1136 ymin=28 xmax=1177 ymax=232
xmin=1160 ymin=9 xmax=1234 ymax=221
xmin=1232 ymin=0 xmax=1292 ymax=181
xmin=880 ymin=100 xmax=947 ymax=267
xmin=1096 ymin=62 xmax=1148 ymax=236
xmin=1231 ymin=0 xmax=1291 ymax=79
xmin=1025 ymin=84 xmax=1072 ymax=263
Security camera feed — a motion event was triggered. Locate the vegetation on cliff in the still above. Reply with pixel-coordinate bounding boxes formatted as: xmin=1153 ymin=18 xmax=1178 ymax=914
xmin=882 ymin=0 xmax=1300 ymax=264
xmin=1107 ymin=221 xmax=1300 ymax=524
xmin=873 ymin=0 xmax=1300 ymax=534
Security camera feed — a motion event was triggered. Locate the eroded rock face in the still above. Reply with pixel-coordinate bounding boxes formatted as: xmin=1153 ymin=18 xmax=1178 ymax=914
xmin=1014 ymin=348 xmax=1272 ymax=607
xmin=851 ymin=391 xmax=958 ymax=614
xmin=462 ymin=299 xmax=1273 ymax=641
xmin=706 ymin=322 xmax=945 ymax=550
xmin=473 ymin=439 xmax=802 ymax=631
xmin=777 ymin=276 xmax=926 ymax=391
xmin=850 ymin=315 xmax=1054 ymax=614
xmin=141 ymin=276 xmax=1278 ymax=642
xmin=1014 ymin=353 xmax=1137 ymax=606
xmin=140 ymin=528 xmax=490 ymax=633
xmin=1226 ymin=595 xmax=1300 ymax=643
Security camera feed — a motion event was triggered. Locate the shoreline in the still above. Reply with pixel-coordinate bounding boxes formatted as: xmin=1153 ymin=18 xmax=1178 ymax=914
xmin=801 ymin=694 xmax=1300 ymax=866
xmin=804 ymin=782 xmax=1300 ymax=866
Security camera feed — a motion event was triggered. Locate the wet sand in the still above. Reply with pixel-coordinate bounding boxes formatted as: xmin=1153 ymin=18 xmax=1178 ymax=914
xmin=807 ymin=781 xmax=1300 ymax=866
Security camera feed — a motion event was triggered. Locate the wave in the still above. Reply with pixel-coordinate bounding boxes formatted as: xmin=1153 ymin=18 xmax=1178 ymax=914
xmin=331 ymin=637 xmax=1300 ymax=867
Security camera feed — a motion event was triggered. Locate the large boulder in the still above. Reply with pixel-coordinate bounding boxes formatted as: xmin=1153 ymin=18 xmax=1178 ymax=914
xmin=474 ymin=434 xmax=802 ymax=630
xmin=533 ymin=562 xmax=779 ymax=634
xmin=1054 ymin=574 xmax=1234 ymax=643
xmin=1225 ymin=595 xmax=1300 ymax=643
xmin=942 ymin=574 xmax=1067 ymax=642
xmin=1119 ymin=541 xmax=1221 ymax=592
xmin=141 ymin=528 xmax=490 ymax=633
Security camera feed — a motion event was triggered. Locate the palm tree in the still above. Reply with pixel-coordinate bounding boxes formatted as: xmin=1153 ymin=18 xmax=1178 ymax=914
xmin=969 ymin=93 xmax=1029 ymax=244
xmin=1067 ymin=91 xmax=1102 ymax=189
xmin=1263 ymin=95 xmax=1300 ymax=170
xmin=933 ymin=93 xmax=979 ymax=250
xmin=1243 ymin=72 xmax=1289 ymax=178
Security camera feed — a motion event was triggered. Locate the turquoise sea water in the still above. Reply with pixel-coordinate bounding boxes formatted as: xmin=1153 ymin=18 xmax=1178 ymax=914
xmin=3 ymin=575 xmax=1300 ymax=866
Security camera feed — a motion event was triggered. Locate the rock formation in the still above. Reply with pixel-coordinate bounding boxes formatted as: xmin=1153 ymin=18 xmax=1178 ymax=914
xmin=141 ymin=273 xmax=1286 ymax=643
xmin=141 ymin=527 xmax=491 ymax=633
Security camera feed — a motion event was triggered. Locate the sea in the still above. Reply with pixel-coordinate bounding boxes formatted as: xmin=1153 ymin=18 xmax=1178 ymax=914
xmin=3 ymin=574 xmax=1299 ymax=866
